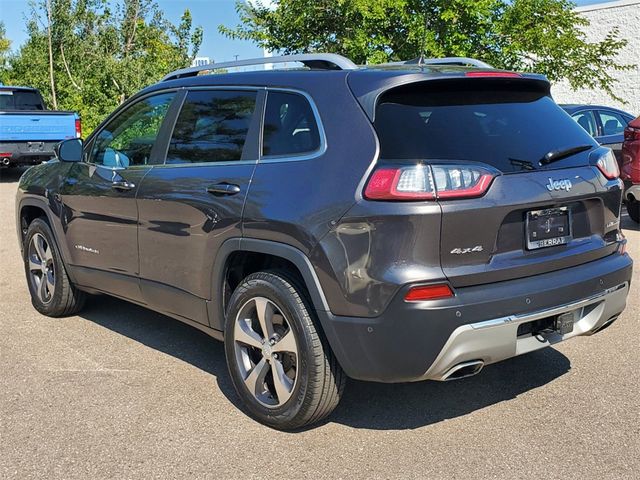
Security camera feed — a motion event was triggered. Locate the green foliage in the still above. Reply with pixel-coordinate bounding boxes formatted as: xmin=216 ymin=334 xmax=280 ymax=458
xmin=1 ymin=0 xmax=202 ymax=133
xmin=221 ymin=0 xmax=632 ymax=101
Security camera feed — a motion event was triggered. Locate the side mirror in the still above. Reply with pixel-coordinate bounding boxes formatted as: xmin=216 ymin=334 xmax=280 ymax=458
xmin=56 ymin=138 xmax=83 ymax=162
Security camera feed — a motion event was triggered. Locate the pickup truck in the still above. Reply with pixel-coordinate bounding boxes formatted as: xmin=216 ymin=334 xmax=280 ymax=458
xmin=0 ymin=86 xmax=80 ymax=168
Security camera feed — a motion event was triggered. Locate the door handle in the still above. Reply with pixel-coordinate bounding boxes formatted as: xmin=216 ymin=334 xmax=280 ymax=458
xmin=207 ymin=183 xmax=241 ymax=196
xmin=112 ymin=181 xmax=136 ymax=191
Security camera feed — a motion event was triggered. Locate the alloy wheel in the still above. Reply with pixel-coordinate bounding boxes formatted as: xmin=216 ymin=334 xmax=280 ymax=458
xmin=28 ymin=233 xmax=55 ymax=304
xmin=233 ymin=297 xmax=299 ymax=407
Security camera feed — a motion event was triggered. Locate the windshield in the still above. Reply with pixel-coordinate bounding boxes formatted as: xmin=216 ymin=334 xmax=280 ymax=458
xmin=0 ymin=90 xmax=44 ymax=111
xmin=374 ymin=82 xmax=597 ymax=173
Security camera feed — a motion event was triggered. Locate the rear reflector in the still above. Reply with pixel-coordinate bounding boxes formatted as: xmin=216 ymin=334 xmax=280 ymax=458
xmin=465 ymin=71 xmax=522 ymax=78
xmin=405 ymin=284 xmax=454 ymax=302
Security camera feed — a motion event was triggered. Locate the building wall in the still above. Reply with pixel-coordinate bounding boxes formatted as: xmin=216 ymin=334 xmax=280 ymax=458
xmin=551 ymin=0 xmax=640 ymax=116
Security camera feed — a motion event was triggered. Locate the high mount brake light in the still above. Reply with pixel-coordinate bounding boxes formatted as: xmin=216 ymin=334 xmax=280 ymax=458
xmin=465 ymin=71 xmax=522 ymax=78
xmin=595 ymin=150 xmax=620 ymax=180
xmin=364 ymin=164 xmax=496 ymax=201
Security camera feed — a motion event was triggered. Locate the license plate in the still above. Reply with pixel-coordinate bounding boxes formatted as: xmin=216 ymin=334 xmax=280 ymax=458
xmin=526 ymin=207 xmax=572 ymax=250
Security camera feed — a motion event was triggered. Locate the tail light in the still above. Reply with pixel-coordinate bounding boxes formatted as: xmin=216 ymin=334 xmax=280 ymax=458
xmin=405 ymin=284 xmax=454 ymax=302
xmin=0 ymin=152 xmax=12 ymax=158
xmin=624 ymin=126 xmax=640 ymax=142
xmin=75 ymin=119 xmax=82 ymax=138
xmin=364 ymin=163 xmax=496 ymax=201
xmin=595 ymin=150 xmax=619 ymax=180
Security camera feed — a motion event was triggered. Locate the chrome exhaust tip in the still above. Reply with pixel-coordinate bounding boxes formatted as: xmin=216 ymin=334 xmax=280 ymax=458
xmin=441 ymin=360 xmax=484 ymax=381
xmin=1 ymin=158 xmax=10 ymax=166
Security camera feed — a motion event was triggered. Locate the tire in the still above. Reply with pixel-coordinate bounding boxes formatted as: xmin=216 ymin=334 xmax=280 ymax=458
xmin=627 ymin=198 xmax=640 ymax=223
xmin=23 ymin=218 xmax=86 ymax=317
xmin=224 ymin=271 xmax=345 ymax=430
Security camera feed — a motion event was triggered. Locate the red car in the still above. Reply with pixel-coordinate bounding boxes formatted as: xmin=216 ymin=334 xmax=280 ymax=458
xmin=622 ymin=116 xmax=640 ymax=223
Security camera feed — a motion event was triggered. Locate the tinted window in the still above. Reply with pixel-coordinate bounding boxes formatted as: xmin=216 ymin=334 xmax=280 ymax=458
xmin=90 ymin=93 xmax=174 ymax=168
xmin=571 ymin=111 xmax=597 ymax=137
xmin=262 ymin=91 xmax=320 ymax=157
xmin=598 ymin=111 xmax=627 ymax=136
xmin=0 ymin=90 xmax=44 ymax=110
xmin=374 ymin=83 xmax=596 ymax=173
xmin=167 ymin=90 xmax=257 ymax=164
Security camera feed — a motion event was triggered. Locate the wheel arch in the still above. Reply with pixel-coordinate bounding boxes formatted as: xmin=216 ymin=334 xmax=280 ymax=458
xmin=208 ymin=238 xmax=331 ymax=332
xmin=17 ymin=198 xmax=74 ymax=271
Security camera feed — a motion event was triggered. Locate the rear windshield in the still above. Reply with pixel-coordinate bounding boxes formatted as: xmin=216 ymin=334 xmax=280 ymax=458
xmin=374 ymin=82 xmax=596 ymax=173
xmin=0 ymin=90 xmax=44 ymax=110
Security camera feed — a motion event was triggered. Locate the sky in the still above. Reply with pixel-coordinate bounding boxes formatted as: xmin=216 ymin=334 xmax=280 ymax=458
xmin=0 ymin=0 xmax=617 ymax=62
xmin=0 ymin=0 xmax=264 ymax=62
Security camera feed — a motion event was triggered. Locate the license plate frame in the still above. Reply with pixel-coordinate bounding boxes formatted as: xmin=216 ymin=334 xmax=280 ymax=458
xmin=526 ymin=207 xmax=572 ymax=250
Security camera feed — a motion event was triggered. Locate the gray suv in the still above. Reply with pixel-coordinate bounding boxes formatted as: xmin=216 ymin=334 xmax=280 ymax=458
xmin=15 ymin=54 xmax=633 ymax=430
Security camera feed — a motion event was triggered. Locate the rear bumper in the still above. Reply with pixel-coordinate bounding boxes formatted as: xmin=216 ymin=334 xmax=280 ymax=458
xmin=422 ymin=281 xmax=628 ymax=381
xmin=318 ymin=252 xmax=633 ymax=383
xmin=0 ymin=142 xmax=58 ymax=166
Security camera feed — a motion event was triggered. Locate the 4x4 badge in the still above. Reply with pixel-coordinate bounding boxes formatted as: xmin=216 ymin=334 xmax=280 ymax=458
xmin=546 ymin=178 xmax=573 ymax=192
xmin=450 ymin=246 xmax=484 ymax=255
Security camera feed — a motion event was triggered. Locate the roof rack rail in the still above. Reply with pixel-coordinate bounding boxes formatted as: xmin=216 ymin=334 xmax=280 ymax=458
xmin=405 ymin=57 xmax=494 ymax=69
xmin=162 ymin=53 xmax=358 ymax=82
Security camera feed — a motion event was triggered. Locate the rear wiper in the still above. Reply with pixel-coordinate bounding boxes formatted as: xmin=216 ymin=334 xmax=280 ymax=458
xmin=539 ymin=144 xmax=593 ymax=165
xmin=509 ymin=158 xmax=535 ymax=171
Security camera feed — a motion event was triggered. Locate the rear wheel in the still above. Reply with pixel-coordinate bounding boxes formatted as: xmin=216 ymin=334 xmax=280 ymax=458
xmin=224 ymin=271 xmax=345 ymax=430
xmin=23 ymin=218 xmax=86 ymax=317
xmin=627 ymin=198 xmax=640 ymax=223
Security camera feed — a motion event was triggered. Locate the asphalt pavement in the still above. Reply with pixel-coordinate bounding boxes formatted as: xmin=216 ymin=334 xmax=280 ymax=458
xmin=1 ymin=166 xmax=638 ymax=479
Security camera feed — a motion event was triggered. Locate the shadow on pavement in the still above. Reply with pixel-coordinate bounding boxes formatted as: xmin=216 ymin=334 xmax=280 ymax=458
xmin=79 ymin=294 xmax=571 ymax=431
xmin=0 ymin=166 xmax=28 ymax=183
xmin=621 ymin=211 xmax=639 ymax=232
xmin=80 ymin=294 xmax=242 ymax=407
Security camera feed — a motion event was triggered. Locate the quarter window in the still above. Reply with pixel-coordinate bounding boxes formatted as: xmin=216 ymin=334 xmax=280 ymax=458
xmin=167 ymin=90 xmax=258 ymax=164
xmin=262 ymin=91 xmax=321 ymax=157
xmin=90 ymin=93 xmax=175 ymax=168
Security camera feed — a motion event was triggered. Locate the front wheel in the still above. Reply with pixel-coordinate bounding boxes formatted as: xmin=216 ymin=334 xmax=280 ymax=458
xmin=23 ymin=218 xmax=86 ymax=317
xmin=224 ymin=271 xmax=345 ymax=430
xmin=627 ymin=198 xmax=640 ymax=223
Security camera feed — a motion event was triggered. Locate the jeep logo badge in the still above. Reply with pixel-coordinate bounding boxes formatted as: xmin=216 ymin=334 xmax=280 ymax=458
xmin=546 ymin=178 xmax=573 ymax=192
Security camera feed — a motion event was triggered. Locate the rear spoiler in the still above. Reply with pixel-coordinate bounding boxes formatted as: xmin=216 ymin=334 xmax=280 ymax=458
xmin=347 ymin=71 xmax=550 ymax=122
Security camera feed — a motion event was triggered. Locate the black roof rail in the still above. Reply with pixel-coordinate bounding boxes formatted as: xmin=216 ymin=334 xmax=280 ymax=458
xmin=162 ymin=53 xmax=358 ymax=82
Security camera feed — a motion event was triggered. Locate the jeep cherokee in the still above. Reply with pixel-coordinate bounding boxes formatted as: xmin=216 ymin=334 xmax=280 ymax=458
xmin=15 ymin=54 xmax=633 ymax=430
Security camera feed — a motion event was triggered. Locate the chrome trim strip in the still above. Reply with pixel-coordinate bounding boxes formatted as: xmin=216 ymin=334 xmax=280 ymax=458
xmin=470 ymin=283 xmax=626 ymax=330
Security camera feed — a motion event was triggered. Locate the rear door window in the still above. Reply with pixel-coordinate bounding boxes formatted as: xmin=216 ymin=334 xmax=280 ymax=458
xmin=167 ymin=90 xmax=258 ymax=164
xmin=374 ymin=82 xmax=596 ymax=173
xmin=262 ymin=91 xmax=321 ymax=157
xmin=597 ymin=110 xmax=627 ymax=136
xmin=571 ymin=111 xmax=598 ymax=137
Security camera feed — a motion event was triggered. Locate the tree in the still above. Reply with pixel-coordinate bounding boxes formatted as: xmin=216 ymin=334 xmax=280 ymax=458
xmin=220 ymin=0 xmax=632 ymax=101
xmin=3 ymin=0 xmax=203 ymax=133
xmin=0 ymin=22 xmax=11 ymax=79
